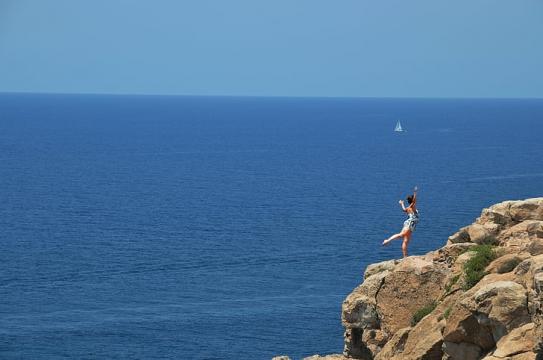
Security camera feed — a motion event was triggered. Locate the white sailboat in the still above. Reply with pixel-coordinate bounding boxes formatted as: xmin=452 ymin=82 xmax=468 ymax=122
xmin=394 ymin=120 xmax=404 ymax=132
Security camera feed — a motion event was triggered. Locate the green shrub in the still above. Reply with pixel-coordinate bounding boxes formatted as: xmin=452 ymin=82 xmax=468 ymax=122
xmin=411 ymin=301 xmax=438 ymax=326
xmin=443 ymin=306 xmax=452 ymax=319
xmin=444 ymin=274 xmax=461 ymax=294
xmin=462 ymin=245 xmax=497 ymax=290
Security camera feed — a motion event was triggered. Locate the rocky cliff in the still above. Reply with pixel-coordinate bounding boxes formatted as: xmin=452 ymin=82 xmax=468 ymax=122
xmin=275 ymin=197 xmax=543 ymax=360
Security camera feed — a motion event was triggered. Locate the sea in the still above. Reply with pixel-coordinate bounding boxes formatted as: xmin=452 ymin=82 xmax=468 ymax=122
xmin=1 ymin=94 xmax=542 ymax=359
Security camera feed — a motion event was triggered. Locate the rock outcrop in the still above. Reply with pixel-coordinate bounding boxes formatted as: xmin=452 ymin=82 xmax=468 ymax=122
xmin=281 ymin=198 xmax=543 ymax=360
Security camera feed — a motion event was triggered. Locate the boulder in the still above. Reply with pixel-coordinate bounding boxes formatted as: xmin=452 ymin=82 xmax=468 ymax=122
xmin=364 ymin=259 xmax=398 ymax=279
xmin=485 ymin=254 xmax=525 ymax=274
xmin=492 ymin=323 xmax=535 ymax=358
xmin=468 ymin=281 xmax=530 ymax=339
xmin=448 ymin=227 xmax=471 ymax=244
xmin=442 ymin=341 xmax=482 ymax=360
xmin=342 ymin=256 xmax=448 ymax=358
xmin=443 ymin=301 xmax=495 ymax=351
xmin=393 ymin=310 xmax=445 ymax=360
xmin=533 ymin=271 xmax=543 ymax=358
xmin=528 ymin=239 xmax=543 ymax=256
xmin=498 ymin=220 xmax=543 ymax=253
xmin=342 ymin=271 xmax=386 ymax=358
xmin=500 ymin=220 xmax=543 ymax=240
xmin=374 ymin=309 xmax=447 ymax=360
xmin=302 ymin=355 xmax=349 ymax=360
xmin=452 ymin=250 xmax=475 ymax=274
xmin=482 ymin=353 xmax=537 ymax=360
xmin=467 ymin=223 xmax=496 ymax=245
xmin=526 ymin=255 xmax=543 ymax=291
xmin=478 ymin=201 xmax=514 ymax=226
xmin=373 ymin=328 xmax=410 ymax=360
xmin=342 ymin=271 xmax=388 ymax=329
xmin=361 ymin=328 xmax=388 ymax=355
xmin=443 ymin=278 xmax=530 ymax=354
xmin=374 ymin=257 xmax=448 ymax=335
xmin=509 ymin=198 xmax=543 ymax=222
xmin=511 ymin=353 xmax=537 ymax=360
xmin=431 ymin=243 xmax=476 ymax=267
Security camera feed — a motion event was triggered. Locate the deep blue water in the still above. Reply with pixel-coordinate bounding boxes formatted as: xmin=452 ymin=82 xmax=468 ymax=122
xmin=1 ymin=94 xmax=542 ymax=359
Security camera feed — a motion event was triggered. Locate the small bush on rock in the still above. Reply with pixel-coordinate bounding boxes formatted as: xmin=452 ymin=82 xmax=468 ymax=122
xmin=411 ymin=301 xmax=437 ymax=326
xmin=462 ymin=245 xmax=497 ymax=290
xmin=444 ymin=274 xmax=460 ymax=294
xmin=443 ymin=306 xmax=452 ymax=319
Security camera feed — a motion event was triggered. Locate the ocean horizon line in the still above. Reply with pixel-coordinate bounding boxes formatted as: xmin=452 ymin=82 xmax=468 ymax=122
xmin=1 ymin=91 xmax=542 ymax=101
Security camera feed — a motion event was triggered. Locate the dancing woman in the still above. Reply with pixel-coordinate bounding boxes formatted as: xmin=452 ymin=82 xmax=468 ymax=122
xmin=382 ymin=186 xmax=419 ymax=258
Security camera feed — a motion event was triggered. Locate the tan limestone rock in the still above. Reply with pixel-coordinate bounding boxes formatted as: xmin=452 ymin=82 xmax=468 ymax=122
xmin=442 ymin=341 xmax=482 ymax=360
xmin=443 ymin=301 xmax=495 ymax=351
xmin=375 ymin=256 xmax=448 ymax=335
xmin=526 ymin=254 xmax=543 ymax=291
xmin=509 ymin=198 xmax=543 ymax=222
xmin=448 ymin=227 xmax=471 ymax=244
xmin=482 ymin=354 xmax=536 ymax=360
xmin=373 ymin=327 xmax=410 ymax=360
xmin=485 ymin=253 xmax=525 ymax=274
xmin=342 ymin=271 xmax=388 ymax=329
xmin=492 ymin=322 xmax=535 ymax=358
xmin=511 ymin=353 xmax=537 ymax=360
xmin=452 ymin=250 xmax=475 ymax=274
xmin=467 ymin=223 xmax=497 ymax=245
xmin=431 ymin=243 xmax=476 ymax=267
xmin=302 ymin=355 xmax=349 ymax=360
xmin=528 ymin=238 xmax=543 ymax=256
xmin=443 ymin=275 xmax=529 ymax=353
xmin=499 ymin=220 xmax=543 ymax=240
xmin=478 ymin=201 xmax=514 ymax=227
xmin=337 ymin=198 xmax=543 ymax=360
xmin=466 ymin=281 xmax=530 ymax=340
xmin=532 ymin=270 xmax=543 ymax=358
xmin=394 ymin=310 xmax=445 ymax=360
xmin=364 ymin=259 xmax=398 ymax=279
xmin=361 ymin=328 xmax=387 ymax=355
xmin=498 ymin=220 xmax=543 ymax=253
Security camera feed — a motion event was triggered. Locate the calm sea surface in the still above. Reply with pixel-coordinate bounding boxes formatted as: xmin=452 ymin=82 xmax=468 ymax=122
xmin=1 ymin=94 xmax=542 ymax=359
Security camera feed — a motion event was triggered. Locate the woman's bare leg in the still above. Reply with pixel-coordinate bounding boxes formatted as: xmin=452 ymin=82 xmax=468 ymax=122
xmin=383 ymin=228 xmax=408 ymax=246
xmin=401 ymin=232 xmax=412 ymax=257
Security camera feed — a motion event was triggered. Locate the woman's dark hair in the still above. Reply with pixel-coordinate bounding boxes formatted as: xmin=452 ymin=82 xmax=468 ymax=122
xmin=406 ymin=195 xmax=414 ymax=204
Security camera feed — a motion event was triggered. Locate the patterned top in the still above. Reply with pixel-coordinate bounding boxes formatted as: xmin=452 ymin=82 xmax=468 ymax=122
xmin=404 ymin=209 xmax=420 ymax=231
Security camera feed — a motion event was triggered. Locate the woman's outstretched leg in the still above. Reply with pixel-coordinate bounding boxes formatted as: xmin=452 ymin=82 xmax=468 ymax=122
xmin=383 ymin=228 xmax=408 ymax=246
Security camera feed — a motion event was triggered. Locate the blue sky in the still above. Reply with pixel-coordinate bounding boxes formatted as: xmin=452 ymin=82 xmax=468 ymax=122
xmin=1 ymin=0 xmax=542 ymax=97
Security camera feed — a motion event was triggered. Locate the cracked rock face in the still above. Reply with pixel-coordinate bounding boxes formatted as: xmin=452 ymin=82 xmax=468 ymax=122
xmin=342 ymin=256 xmax=449 ymax=358
xmin=375 ymin=257 xmax=448 ymax=335
xmin=534 ymin=270 xmax=543 ymax=359
xmin=339 ymin=198 xmax=543 ymax=360
xmin=491 ymin=323 xmax=535 ymax=358
xmin=443 ymin=280 xmax=530 ymax=356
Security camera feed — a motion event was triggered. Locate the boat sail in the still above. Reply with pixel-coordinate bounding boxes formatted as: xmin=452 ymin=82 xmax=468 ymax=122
xmin=394 ymin=121 xmax=404 ymax=132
